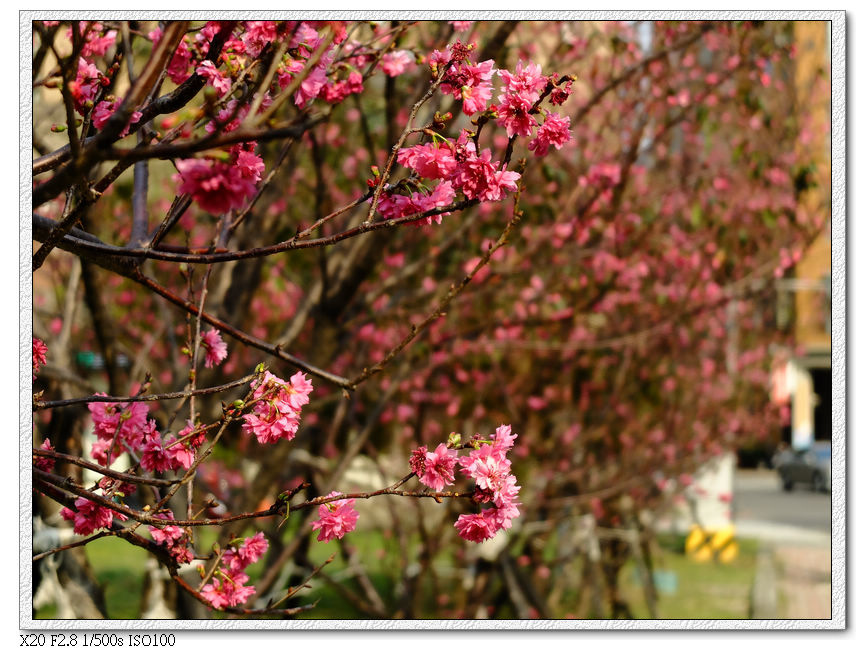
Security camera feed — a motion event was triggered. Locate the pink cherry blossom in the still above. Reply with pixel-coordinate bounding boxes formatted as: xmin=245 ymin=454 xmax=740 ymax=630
xmin=409 ymin=445 xmax=428 ymax=476
xmin=449 ymin=424 xmax=522 ymax=542
xmin=204 ymin=100 xmax=249 ymax=135
xmin=148 ymin=513 xmax=189 ymax=563
xmin=234 ymin=149 xmax=265 ymax=183
xmin=71 ymin=22 xmax=117 ymax=58
xmin=174 ymin=158 xmax=259 ymax=215
xmin=320 ymin=71 xmax=364 ymax=104
xmin=160 ymin=33 xmax=193 ymax=85
xmin=241 ymin=21 xmax=278 ymax=58
xmin=375 ymin=181 xmax=456 ymax=225
xmin=450 ymin=145 xmax=496 ymax=200
xmin=311 ymin=492 xmax=359 ymax=542
xmin=33 ymin=337 xmax=48 ymax=380
xmin=91 ymin=99 xmax=142 ymax=137
xmin=200 ymin=329 xmax=228 ymax=368
xmin=376 ymin=191 xmax=414 ymax=221
xmin=459 ymin=446 xmax=512 ymax=505
xmin=461 ymin=83 xmax=493 ymax=116
xmin=491 ymin=424 xmax=517 ymax=458
xmin=139 ymin=421 xmax=174 ymax=474
xmin=279 ymin=58 xmax=330 ymax=108
xmin=200 ymin=569 xmax=256 ymax=609
xmin=69 ymin=58 xmax=103 ymax=112
xmin=241 ymin=371 xmax=313 ymax=444
xmin=380 ymin=50 xmax=415 ymax=77
xmin=60 ymin=497 xmax=127 ymax=536
xmin=440 ymin=58 xmax=496 ymax=116
xmin=411 ymin=181 xmax=456 ymax=224
xmin=527 ymin=112 xmax=572 ymax=157
xmin=416 ymin=443 xmax=458 ymax=491
xmin=289 ymin=22 xmax=324 ymax=50
xmin=88 ymin=397 xmax=151 ymax=454
xmin=196 ymin=60 xmax=232 ymax=97
xmin=222 ymin=532 xmax=269 ymax=573
xmin=34 ymin=438 xmax=55 ymax=472
xmin=237 ymin=532 xmax=269 ymax=566
xmin=177 ymin=420 xmax=206 ymax=449
xmin=199 ymin=532 xmax=268 ymax=608
xmin=163 ymin=434 xmax=196 ymax=471
xmin=428 ymin=48 xmax=451 ymax=75
xmin=454 ymin=512 xmax=496 ymax=543
xmin=90 ymin=438 xmax=123 ymax=467
xmin=496 ymin=91 xmax=537 ymax=138
xmin=397 ymin=142 xmax=458 ymax=180
xmin=449 ymin=21 xmax=474 ymax=32
xmin=498 ymin=61 xmax=547 ymax=100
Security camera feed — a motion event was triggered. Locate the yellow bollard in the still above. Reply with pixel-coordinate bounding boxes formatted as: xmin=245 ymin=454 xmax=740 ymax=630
xmin=718 ymin=540 xmax=739 ymax=564
xmin=684 ymin=524 xmax=738 ymax=563
xmin=710 ymin=524 xmax=735 ymax=551
xmin=685 ymin=526 xmax=706 ymax=554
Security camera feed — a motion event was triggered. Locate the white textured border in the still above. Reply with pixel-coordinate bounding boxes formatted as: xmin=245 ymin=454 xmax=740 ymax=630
xmin=829 ymin=7 xmax=847 ymax=633
xmin=21 ymin=10 xmax=847 ymax=632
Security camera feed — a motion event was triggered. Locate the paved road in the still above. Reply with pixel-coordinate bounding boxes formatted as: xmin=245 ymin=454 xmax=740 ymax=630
xmin=733 ymin=469 xmax=832 ymax=542
xmin=734 ymin=470 xmax=834 ymax=619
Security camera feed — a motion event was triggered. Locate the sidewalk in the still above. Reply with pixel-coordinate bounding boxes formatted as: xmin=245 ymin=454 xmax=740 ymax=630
xmin=750 ymin=539 xmax=832 ymax=620
xmin=774 ymin=544 xmax=832 ymax=619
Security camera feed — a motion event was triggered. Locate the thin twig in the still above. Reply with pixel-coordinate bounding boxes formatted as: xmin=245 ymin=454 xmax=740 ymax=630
xmin=32 ymin=531 xmax=114 ymax=562
xmin=33 ymin=195 xmax=472 ymax=265
xmin=34 ymin=372 xmax=258 ymax=411
xmin=33 ymin=448 xmax=180 ymax=487
xmin=348 ymin=182 xmax=524 ymax=388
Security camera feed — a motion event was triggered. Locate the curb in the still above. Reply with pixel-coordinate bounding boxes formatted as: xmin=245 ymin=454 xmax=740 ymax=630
xmin=749 ymin=544 xmax=778 ymax=619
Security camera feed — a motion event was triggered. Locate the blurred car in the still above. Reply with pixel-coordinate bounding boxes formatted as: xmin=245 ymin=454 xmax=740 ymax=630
xmin=776 ymin=442 xmax=831 ymax=492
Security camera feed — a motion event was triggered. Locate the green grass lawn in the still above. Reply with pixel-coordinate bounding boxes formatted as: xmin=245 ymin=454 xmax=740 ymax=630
xmin=35 ymin=530 xmax=759 ymax=620
xmin=617 ymin=534 xmax=759 ymax=619
xmin=87 ymin=537 xmax=150 ymax=619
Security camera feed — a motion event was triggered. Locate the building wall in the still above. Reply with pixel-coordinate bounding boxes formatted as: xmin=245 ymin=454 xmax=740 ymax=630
xmin=788 ymin=21 xmax=831 ymax=448
xmin=793 ymin=21 xmax=831 ymax=358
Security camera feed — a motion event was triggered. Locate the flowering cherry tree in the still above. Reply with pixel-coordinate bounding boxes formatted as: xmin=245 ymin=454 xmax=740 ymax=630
xmin=31 ymin=19 xmax=827 ymax=619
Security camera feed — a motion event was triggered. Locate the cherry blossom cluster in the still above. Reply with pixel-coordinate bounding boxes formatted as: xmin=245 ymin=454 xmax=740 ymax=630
xmin=88 ymin=398 xmax=151 ymax=467
xmin=200 ymin=532 xmax=269 ymax=609
xmin=60 ymin=495 xmax=128 ymax=536
xmin=310 ymin=491 xmax=360 ymax=542
xmin=409 ymin=443 xmax=458 ymax=491
xmin=68 ymin=57 xmax=108 ymax=114
xmin=33 ymin=439 xmax=55 ymax=472
xmin=87 ymin=398 xmax=203 ymax=473
xmin=454 ymin=425 xmax=521 ymax=543
xmin=174 ymin=144 xmax=265 ymax=216
xmin=431 ymin=42 xmax=573 ymax=150
xmin=33 ymin=337 xmax=48 ymax=380
xmin=241 ymin=370 xmax=314 ymax=444
xmin=140 ymin=419 xmax=204 ymax=474
xmin=91 ymin=98 xmax=142 ymax=138
xmin=148 ymin=512 xmax=194 ymax=565
xmin=433 ymin=43 xmax=496 ymax=116
xmin=371 ymin=46 xmax=572 ymax=225
xmin=376 ymin=130 xmax=520 ymax=225
xmin=154 ymin=21 xmax=364 ymax=215
xmin=409 ymin=425 xmax=521 ymax=543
